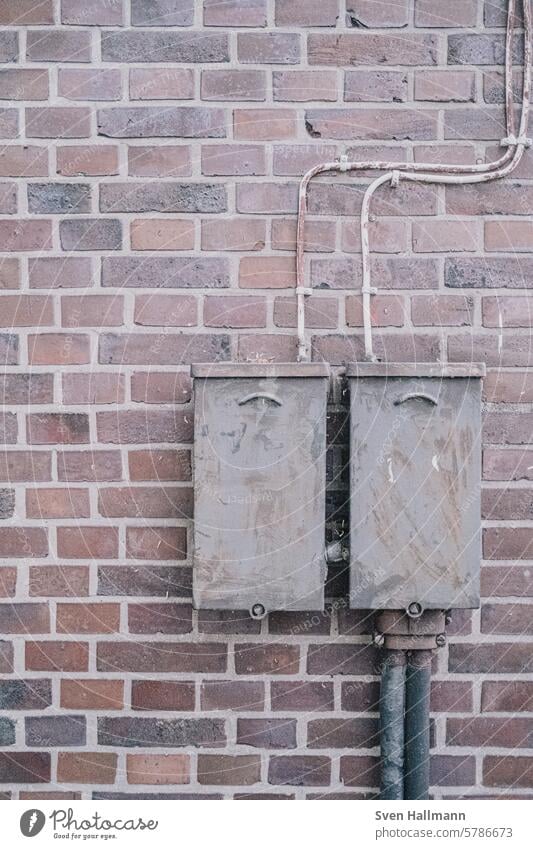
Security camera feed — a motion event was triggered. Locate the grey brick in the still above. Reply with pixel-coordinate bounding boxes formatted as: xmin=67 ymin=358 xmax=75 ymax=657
xmin=100 ymin=181 xmax=226 ymax=213
xmin=26 ymin=30 xmax=92 ymax=63
xmin=101 ymin=31 xmax=229 ymax=63
xmin=0 ymin=679 xmax=51 ymax=710
xmin=0 ymin=32 xmax=18 ymax=63
xmin=98 ymin=107 xmax=226 ymax=138
xmin=26 ymin=715 xmax=86 ymax=747
xmin=237 ymin=718 xmax=297 ymax=749
xmin=131 ymin=0 xmax=194 ymax=26
xmin=60 ymin=219 xmax=122 ymax=252
xmin=0 ymin=490 xmax=14 ymax=519
xmin=102 ymin=257 xmax=230 ymax=289
xmin=0 ymin=718 xmax=15 ymax=746
xmin=98 ymin=565 xmax=191 ymax=597
xmin=98 ymin=717 xmax=226 ymax=747
xmin=446 ymin=258 xmax=533 ymax=289
xmin=98 ymin=332 xmax=230 ymax=365
xmin=448 ymin=34 xmax=522 ymax=66
xmin=28 ymin=183 xmax=91 ymax=215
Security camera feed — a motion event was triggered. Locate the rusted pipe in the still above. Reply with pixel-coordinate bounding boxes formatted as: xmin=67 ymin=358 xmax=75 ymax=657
xmin=295 ymin=0 xmax=531 ymax=362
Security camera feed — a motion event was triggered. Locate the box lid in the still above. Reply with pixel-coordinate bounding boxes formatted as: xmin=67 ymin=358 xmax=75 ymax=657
xmin=191 ymin=362 xmax=330 ymax=378
xmin=345 ymin=362 xmax=486 ymax=378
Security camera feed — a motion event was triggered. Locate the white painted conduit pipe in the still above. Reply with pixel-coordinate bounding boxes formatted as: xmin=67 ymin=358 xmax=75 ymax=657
xmin=296 ymin=0 xmax=532 ymax=363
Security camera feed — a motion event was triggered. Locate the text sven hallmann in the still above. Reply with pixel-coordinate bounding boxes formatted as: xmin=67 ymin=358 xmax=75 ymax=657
xmin=375 ymin=811 xmax=466 ymax=821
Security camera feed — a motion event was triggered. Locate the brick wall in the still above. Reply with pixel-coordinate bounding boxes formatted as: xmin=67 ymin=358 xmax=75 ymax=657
xmin=0 ymin=0 xmax=532 ymax=799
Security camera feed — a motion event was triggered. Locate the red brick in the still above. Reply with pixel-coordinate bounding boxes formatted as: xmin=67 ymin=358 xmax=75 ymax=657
xmin=274 ymin=296 xmax=338 ymax=329
xmin=26 ymin=107 xmax=91 ymax=139
xmin=128 ymin=146 xmax=192 ymax=178
xmin=202 ymin=70 xmax=266 ymax=102
xmin=0 ymin=642 xmax=13 ymax=673
xmin=485 ymin=221 xmax=533 ymax=252
xmin=97 ymin=641 xmax=227 ymax=674
xmin=237 ymin=183 xmax=297 ymax=215
xmin=413 ymin=221 xmax=479 ymax=253
xmin=306 ymin=108 xmax=437 ymax=141
xmin=26 ymin=641 xmax=89 ymax=672
xmin=202 ymin=144 xmax=266 ymax=176
xmin=0 ymin=374 xmax=53 ymax=406
xmin=28 ymin=333 xmax=90 ymax=366
xmin=130 ymin=69 xmax=194 ymax=101
xmin=238 ymin=333 xmax=297 ymax=363
xmin=29 ymin=257 xmax=94 ymax=289
xmin=198 ymin=755 xmax=261 ymax=786
xmin=273 ymin=144 xmax=336 ymax=176
xmin=130 ymin=219 xmax=195 ymax=251
xmin=483 ymin=527 xmax=533 ymax=559
xmin=0 ymin=567 xmax=16 ymax=597
xmin=272 ymin=681 xmax=334 ymax=712
xmin=61 ymin=295 xmax=124 ymax=328
xmin=0 ymin=752 xmax=50 ymax=784
xmin=126 ymin=526 xmax=187 ymax=560
xmin=0 ymin=295 xmax=53 ymax=327
xmin=97 ymin=410 xmax=193 ymax=444
xmin=482 ymin=681 xmax=533 ymax=713
xmin=58 ymin=752 xmax=117 ymax=784
xmin=484 ymin=756 xmax=533 ymax=788
xmin=346 ymin=0 xmax=408 ymax=27
xmin=131 ymin=680 xmax=195 ymax=712
xmin=204 ymin=295 xmax=266 ymax=328
xmin=98 ymin=486 xmax=192 ymax=519
xmin=204 ymin=0 xmax=266 ymax=26
xmin=269 ymin=755 xmax=330 ymax=786
xmin=128 ymin=448 xmax=191 ymax=481
xmin=308 ymin=718 xmax=378 ymax=749
xmin=412 ymin=294 xmax=474 ymax=326
xmin=238 ymin=33 xmax=300 ymax=64
xmin=276 ymin=0 xmax=337 ymax=25
xmin=57 ymin=145 xmax=119 ymax=177
xmin=346 ymin=295 xmax=404 ymax=328
xmin=235 ymin=644 xmax=299 ymax=675
xmin=134 ymin=295 xmax=197 ymax=327
xmin=308 ymin=182 xmax=437 ymax=217
xmin=128 ymin=603 xmax=192 ymax=635
xmin=416 ymin=0 xmax=477 ymax=26
xmin=62 ymin=373 xmax=124 ymax=406
xmin=0 ymin=603 xmax=49 ymax=634
xmin=430 ymin=681 xmax=473 ymax=714
xmin=483 ymin=448 xmax=533 ymax=481
xmin=239 ymin=256 xmax=296 ymax=289
xmin=448 ymin=717 xmax=531 ymax=748
xmin=238 ymin=718 xmax=296 ymax=749
xmin=127 ymin=754 xmax=190 ymax=785
xmin=481 ymin=603 xmax=533 ymax=635
xmin=450 ymin=643 xmax=533 ymax=674
xmin=58 ymin=69 xmax=121 ymax=101
xmin=26 ymin=488 xmax=90 ymax=519
xmin=201 ymin=681 xmax=264 ymax=712
xmin=0 ymin=220 xmax=52 ymax=252
xmin=130 ymin=374 xmax=192 ymax=406
xmin=57 ymin=603 xmax=120 ymax=635
xmin=481 ymin=566 xmax=533 ymax=599
xmin=483 ymin=296 xmax=533 ymax=328
xmin=29 ymin=566 xmax=89 ymax=598
xmin=274 ymin=70 xmax=337 ymax=102
xmin=57 ymin=451 xmax=121 ymax=483
xmin=0 ymin=0 xmax=53 ymax=23
xmin=0 ymin=450 xmax=51 ymax=483
xmin=61 ymin=679 xmax=124 ymax=711
xmin=482 ymin=489 xmax=533 ymax=521
xmin=62 ymin=0 xmax=124 ymax=24
xmin=0 ymin=69 xmax=48 ymax=101
xmin=0 ymin=257 xmax=20 ymax=288
xmin=234 ymin=109 xmax=297 ymax=141
xmin=201 ymin=218 xmax=265 ymax=252
xmin=431 ymin=755 xmax=476 ymax=787
xmin=415 ymin=70 xmax=475 ymax=102
xmin=0 ymin=528 xmax=48 ymax=558
xmin=308 ymin=33 xmax=436 ymax=66
xmin=345 ymin=70 xmax=407 ymax=103
xmin=272 ymin=219 xmax=335 ymax=253
xmin=57 ymin=526 xmax=119 ymax=559
xmin=483 ymin=412 xmax=533 ymax=444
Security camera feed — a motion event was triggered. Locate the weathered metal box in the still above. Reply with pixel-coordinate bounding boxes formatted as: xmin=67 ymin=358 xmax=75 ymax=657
xmin=192 ymin=363 xmax=329 ymax=615
xmin=347 ymin=363 xmax=485 ymax=612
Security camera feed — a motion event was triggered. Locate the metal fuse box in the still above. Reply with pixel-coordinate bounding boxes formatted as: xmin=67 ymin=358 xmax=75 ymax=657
xmin=192 ymin=363 xmax=329 ymax=615
xmin=347 ymin=363 xmax=485 ymax=612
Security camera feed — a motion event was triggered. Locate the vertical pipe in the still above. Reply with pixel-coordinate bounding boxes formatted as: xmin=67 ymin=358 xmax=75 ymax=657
xmin=404 ymin=650 xmax=432 ymax=800
xmin=379 ymin=649 xmax=406 ymax=800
